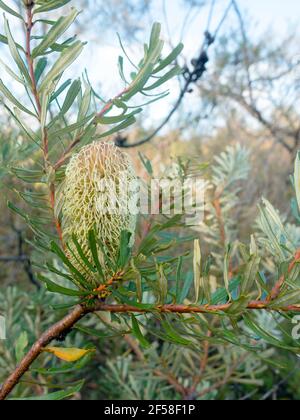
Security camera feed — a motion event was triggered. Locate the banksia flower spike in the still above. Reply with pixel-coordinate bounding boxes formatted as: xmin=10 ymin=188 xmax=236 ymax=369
xmin=62 ymin=141 xmax=138 ymax=286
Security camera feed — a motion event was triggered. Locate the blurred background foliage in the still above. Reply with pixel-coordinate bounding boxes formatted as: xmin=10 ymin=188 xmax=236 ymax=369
xmin=1 ymin=0 xmax=300 ymax=400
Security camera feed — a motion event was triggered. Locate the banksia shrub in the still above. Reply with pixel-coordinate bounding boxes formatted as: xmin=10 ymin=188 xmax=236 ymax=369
xmin=62 ymin=141 xmax=138 ymax=283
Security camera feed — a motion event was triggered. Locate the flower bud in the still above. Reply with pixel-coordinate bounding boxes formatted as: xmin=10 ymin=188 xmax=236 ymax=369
xmin=62 ymin=142 xmax=137 ymax=284
xmin=23 ymin=0 xmax=35 ymax=7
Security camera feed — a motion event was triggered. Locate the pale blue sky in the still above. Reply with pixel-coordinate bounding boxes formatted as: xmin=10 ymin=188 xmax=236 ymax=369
xmin=87 ymin=0 xmax=300 ymax=123
xmin=81 ymin=0 xmax=300 ymax=100
xmin=1 ymin=0 xmax=300 ymax=126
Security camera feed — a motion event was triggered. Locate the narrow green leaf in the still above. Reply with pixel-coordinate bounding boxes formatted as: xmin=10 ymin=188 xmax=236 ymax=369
xmin=0 ymin=33 xmax=24 ymax=51
xmin=39 ymin=274 xmax=84 ymax=296
xmin=118 ymin=55 xmax=127 ymax=84
xmin=39 ymin=41 xmax=85 ymax=94
xmin=240 ymin=254 xmax=261 ymax=296
xmin=4 ymin=17 xmax=30 ymax=83
xmin=294 ymin=152 xmax=300 ymax=213
xmin=94 ymin=115 xmax=136 ymax=139
xmin=48 ymin=114 xmax=94 ymax=140
xmin=161 ymin=317 xmax=191 ymax=346
xmin=193 ymin=239 xmax=202 ymax=303
xmin=0 ymin=1 xmax=23 ymax=19
xmin=32 ymin=8 xmax=79 ymax=58
xmin=15 ymin=332 xmax=28 ymax=364
xmin=117 ymin=230 xmax=132 ymax=269
xmin=59 ymin=79 xmax=81 ymax=115
xmin=0 ymin=57 xmax=25 ymax=85
xmin=211 ymin=278 xmax=241 ymax=305
xmin=269 ymin=290 xmax=300 ymax=308
xmin=7 ymin=201 xmax=28 ymax=220
xmin=149 ymin=22 xmax=162 ymax=51
xmin=34 ymin=57 xmax=48 ymax=84
xmin=96 ymin=108 xmax=142 ymax=125
xmin=50 ymin=241 xmax=91 ymax=289
xmin=71 ymin=235 xmax=97 ymax=273
xmin=88 ymin=230 xmax=104 ymax=281
xmin=224 ymin=244 xmax=232 ymax=300
xmin=50 ymin=79 xmax=72 ymax=102
xmin=10 ymin=381 xmax=84 ymax=401
xmin=34 ymin=0 xmax=72 ymax=14
xmin=175 ymin=256 xmax=183 ymax=302
xmin=144 ymin=65 xmax=181 ymax=91
xmin=158 ymin=264 xmax=168 ymax=303
xmin=153 ymin=43 xmax=184 ymax=74
xmin=131 ymin=314 xmax=151 ymax=349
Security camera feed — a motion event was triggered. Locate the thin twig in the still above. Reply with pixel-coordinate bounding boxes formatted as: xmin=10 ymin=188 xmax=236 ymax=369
xmin=1 ymin=293 xmax=299 ymax=400
xmin=268 ymin=250 xmax=300 ymax=301
xmin=0 ymin=304 xmax=88 ymax=400
xmin=25 ymin=4 xmax=64 ymax=247
xmin=92 ymin=301 xmax=300 ymax=314
xmin=124 ymin=335 xmax=188 ymax=398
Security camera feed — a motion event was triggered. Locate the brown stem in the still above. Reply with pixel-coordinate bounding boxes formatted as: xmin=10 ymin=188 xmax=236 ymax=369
xmin=25 ymin=6 xmax=41 ymax=115
xmin=25 ymin=5 xmax=63 ymax=246
xmin=212 ymin=197 xmax=226 ymax=248
xmin=268 ymin=250 xmax=300 ymax=301
xmin=1 ymin=297 xmax=299 ymax=400
xmin=195 ymin=353 xmax=248 ymax=399
xmin=0 ymin=305 xmax=87 ymax=400
xmin=93 ymin=300 xmax=300 ymax=314
xmin=124 ymin=335 xmax=188 ymax=398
